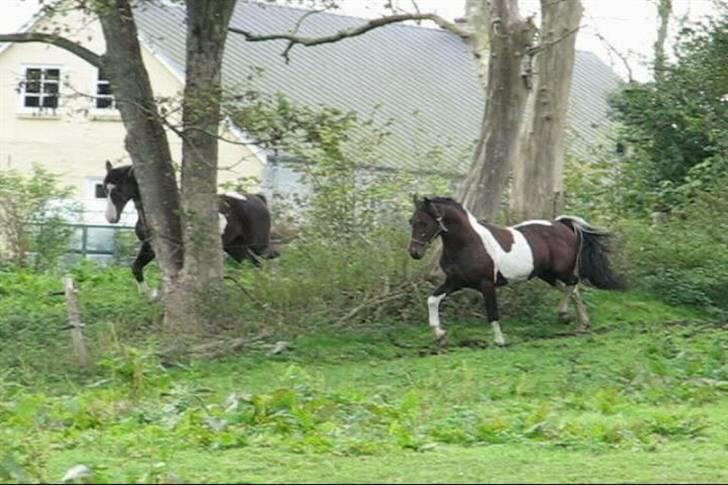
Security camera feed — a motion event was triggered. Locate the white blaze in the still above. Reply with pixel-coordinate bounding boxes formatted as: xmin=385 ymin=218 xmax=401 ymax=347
xmin=219 ymin=214 xmax=228 ymax=235
xmin=104 ymin=184 xmax=117 ymax=223
xmin=464 ymin=210 xmax=534 ymax=282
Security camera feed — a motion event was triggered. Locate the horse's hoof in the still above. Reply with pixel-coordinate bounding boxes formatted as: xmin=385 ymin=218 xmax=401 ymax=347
xmin=494 ymin=337 xmax=506 ymax=347
xmin=575 ymin=325 xmax=590 ymax=334
xmin=558 ymin=312 xmax=572 ymax=324
xmin=433 ymin=331 xmax=448 ymax=347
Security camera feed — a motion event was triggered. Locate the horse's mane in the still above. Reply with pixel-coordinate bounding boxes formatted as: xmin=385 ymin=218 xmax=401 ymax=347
xmin=426 ymin=196 xmax=466 ymax=213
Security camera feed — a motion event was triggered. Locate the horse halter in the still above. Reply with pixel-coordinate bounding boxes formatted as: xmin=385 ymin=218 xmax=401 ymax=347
xmin=411 ymin=215 xmax=449 ymax=247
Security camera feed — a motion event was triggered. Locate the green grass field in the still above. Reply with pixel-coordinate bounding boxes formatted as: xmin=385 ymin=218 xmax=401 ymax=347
xmin=1 ymin=289 xmax=726 ymax=483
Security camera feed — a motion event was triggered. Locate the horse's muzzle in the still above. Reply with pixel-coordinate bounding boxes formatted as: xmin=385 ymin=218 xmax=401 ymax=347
xmin=409 ymin=244 xmax=425 ymax=259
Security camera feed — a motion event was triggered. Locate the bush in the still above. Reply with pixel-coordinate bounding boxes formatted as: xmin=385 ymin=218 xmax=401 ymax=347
xmin=0 ymin=165 xmax=77 ymax=270
xmin=617 ymin=189 xmax=728 ymax=317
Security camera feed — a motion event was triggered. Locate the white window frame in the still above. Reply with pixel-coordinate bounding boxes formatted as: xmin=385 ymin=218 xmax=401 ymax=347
xmin=17 ymin=64 xmax=63 ymax=117
xmin=91 ymin=68 xmax=120 ymax=120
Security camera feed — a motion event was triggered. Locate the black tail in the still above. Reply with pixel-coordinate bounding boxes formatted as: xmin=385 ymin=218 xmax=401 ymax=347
xmin=557 ymin=216 xmax=626 ymax=290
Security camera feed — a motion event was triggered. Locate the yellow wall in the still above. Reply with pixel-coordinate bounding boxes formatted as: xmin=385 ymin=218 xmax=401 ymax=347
xmin=0 ymin=8 xmax=264 ymax=212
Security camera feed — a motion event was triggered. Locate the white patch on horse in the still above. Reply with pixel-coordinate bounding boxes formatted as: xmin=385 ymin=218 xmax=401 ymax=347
xmin=224 ymin=191 xmax=247 ymax=201
xmin=556 ymin=215 xmax=591 ymax=229
xmin=136 ymin=280 xmax=157 ymax=300
xmin=427 ymin=293 xmax=447 ymax=339
xmin=464 ymin=210 xmax=535 ymax=282
xmin=491 ymin=320 xmax=506 ymax=346
xmin=513 ymin=219 xmax=552 ymax=228
xmin=104 ymin=184 xmax=117 ymax=223
xmin=218 ymin=213 xmax=228 ymax=235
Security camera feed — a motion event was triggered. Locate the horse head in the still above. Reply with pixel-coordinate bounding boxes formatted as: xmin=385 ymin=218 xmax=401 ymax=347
xmin=103 ymin=160 xmax=139 ymax=223
xmin=408 ymin=195 xmax=449 ymax=260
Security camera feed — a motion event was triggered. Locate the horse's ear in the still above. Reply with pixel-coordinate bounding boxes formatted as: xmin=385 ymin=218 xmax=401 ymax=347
xmin=411 ymin=193 xmax=419 ymax=204
xmin=423 ymin=196 xmax=432 ymax=205
xmin=105 ymin=160 xmax=113 ymax=172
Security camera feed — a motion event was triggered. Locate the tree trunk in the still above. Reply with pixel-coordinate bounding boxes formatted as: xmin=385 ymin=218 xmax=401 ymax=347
xmin=456 ymin=0 xmax=536 ymax=221
xmin=463 ymin=0 xmax=491 ymax=93
xmin=177 ymin=1 xmax=236 ymax=320
xmin=97 ymin=2 xmax=195 ymax=334
xmin=509 ymin=0 xmax=583 ymax=221
xmin=654 ymin=0 xmax=672 ymax=81
xmin=98 ymin=0 xmax=236 ymax=338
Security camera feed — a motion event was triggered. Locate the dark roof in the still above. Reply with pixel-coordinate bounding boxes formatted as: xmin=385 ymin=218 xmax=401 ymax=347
xmin=134 ymin=0 xmax=622 ymax=175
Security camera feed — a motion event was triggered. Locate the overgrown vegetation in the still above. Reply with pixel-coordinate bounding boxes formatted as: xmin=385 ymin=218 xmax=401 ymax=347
xmin=0 ymin=166 xmax=76 ymax=270
xmin=564 ymin=11 xmax=728 ymax=318
xmin=1 ymin=11 xmax=727 ymax=484
xmin=0 ymin=287 xmax=725 ymax=483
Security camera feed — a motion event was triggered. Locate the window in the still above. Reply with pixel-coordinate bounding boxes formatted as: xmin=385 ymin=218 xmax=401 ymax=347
xmin=20 ymin=67 xmax=60 ymax=110
xmin=86 ymin=178 xmax=106 ymax=200
xmin=95 ymin=69 xmax=115 ymax=110
xmin=94 ymin=183 xmax=106 ymax=199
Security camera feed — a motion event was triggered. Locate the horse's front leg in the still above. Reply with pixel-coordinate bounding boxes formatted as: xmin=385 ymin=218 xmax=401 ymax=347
xmin=428 ymin=281 xmax=455 ymax=342
xmin=481 ymin=281 xmax=505 ymax=346
xmin=132 ymin=241 xmax=157 ymax=300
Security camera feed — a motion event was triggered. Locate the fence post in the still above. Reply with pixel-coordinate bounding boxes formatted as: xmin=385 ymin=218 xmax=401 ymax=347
xmin=81 ymin=226 xmax=88 ymax=259
xmin=63 ymin=275 xmax=89 ymax=368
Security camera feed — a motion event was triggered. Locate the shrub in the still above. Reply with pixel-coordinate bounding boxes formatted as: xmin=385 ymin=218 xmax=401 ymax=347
xmin=617 ymin=189 xmax=728 ymax=317
xmin=0 ymin=165 xmax=77 ymax=270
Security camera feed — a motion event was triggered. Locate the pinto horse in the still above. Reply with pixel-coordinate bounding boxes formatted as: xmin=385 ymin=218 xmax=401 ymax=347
xmin=408 ymin=196 xmax=625 ymax=346
xmin=103 ymin=161 xmax=278 ymax=297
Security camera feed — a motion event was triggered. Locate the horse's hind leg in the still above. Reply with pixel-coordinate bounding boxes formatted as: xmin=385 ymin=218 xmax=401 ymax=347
xmin=571 ymin=285 xmax=591 ymax=332
xmin=481 ymin=281 xmax=505 ymax=346
xmin=132 ymin=241 xmax=157 ymax=300
xmin=557 ymin=282 xmax=575 ymax=323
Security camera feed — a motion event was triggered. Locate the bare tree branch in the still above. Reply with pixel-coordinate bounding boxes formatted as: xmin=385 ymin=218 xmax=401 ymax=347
xmin=230 ymin=13 xmax=471 ymax=63
xmin=0 ymin=32 xmax=103 ymax=68
xmin=593 ymin=31 xmax=635 ymax=83
xmin=526 ymin=24 xmax=581 ymax=56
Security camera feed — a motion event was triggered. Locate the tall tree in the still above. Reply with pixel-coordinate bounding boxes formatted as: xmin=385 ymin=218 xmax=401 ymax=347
xmin=0 ymin=0 xmax=237 ymax=339
xmin=234 ymin=0 xmax=581 ymax=223
xmin=456 ymin=0 xmax=536 ymax=221
xmin=509 ymin=0 xmax=583 ymax=220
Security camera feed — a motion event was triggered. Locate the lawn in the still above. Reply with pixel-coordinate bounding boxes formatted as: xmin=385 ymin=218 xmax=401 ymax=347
xmin=1 ymin=289 xmax=726 ymax=483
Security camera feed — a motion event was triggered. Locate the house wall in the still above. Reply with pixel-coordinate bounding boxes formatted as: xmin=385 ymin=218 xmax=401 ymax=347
xmin=0 ymin=8 xmax=264 ymax=225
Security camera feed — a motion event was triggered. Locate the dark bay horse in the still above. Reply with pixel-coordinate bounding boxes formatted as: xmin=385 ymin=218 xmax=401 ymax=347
xmin=103 ymin=161 xmax=278 ymax=297
xmin=408 ymin=196 xmax=625 ymax=346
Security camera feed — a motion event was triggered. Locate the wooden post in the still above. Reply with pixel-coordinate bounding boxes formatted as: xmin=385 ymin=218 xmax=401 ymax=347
xmin=64 ymin=275 xmax=89 ymax=368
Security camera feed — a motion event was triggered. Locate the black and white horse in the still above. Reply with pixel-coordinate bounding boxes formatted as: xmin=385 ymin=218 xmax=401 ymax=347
xmin=103 ymin=161 xmax=278 ymax=297
xmin=408 ymin=196 xmax=625 ymax=346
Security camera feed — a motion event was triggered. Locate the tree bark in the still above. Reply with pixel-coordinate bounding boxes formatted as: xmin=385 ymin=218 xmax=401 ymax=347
xmin=177 ymin=1 xmax=236 ymax=317
xmin=463 ymin=0 xmax=491 ymax=93
xmin=456 ymin=0 xmax=536 ymax=221
xmin=96 ymin=1 xmax=190 ymax=333
xmin=509 ymin=0 xmax=583 ymax=221
xmin=654 ymin=0 xmax=672 ymax=81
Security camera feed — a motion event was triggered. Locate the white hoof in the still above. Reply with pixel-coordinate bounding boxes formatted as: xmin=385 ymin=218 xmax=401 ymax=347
xmin=433 ymin=328 xmax=447 ymax=341
xmin=494 ymin=336 xmax=506 ymax=347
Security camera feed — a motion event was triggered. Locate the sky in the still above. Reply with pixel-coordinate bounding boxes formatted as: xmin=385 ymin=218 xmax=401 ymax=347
xmin=0 ymin=0 xmax=721 ymax=81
